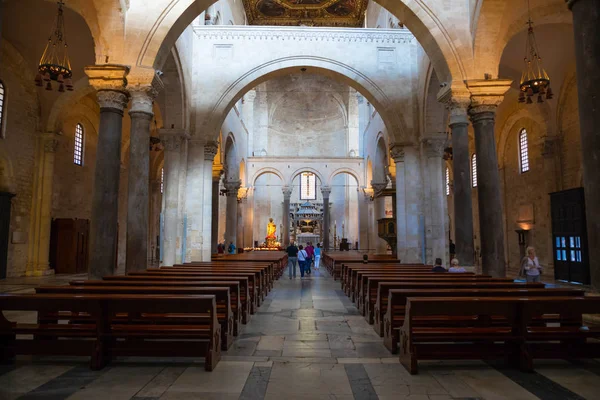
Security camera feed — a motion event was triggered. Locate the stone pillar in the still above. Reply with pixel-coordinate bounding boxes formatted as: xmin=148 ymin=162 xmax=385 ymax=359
xmin=159 ymin=130 xmax=184 ymax=266
xmin=224 ymin=180 xmax=241 ymax=248
xmin=371 ymin=182 xmax=388 ymax=254
xmin=184 ymin=140 xmax=205 ymax=262
xmin=125 ymin=78 xmax=162 ymax=273
xmin=243 ymin=187 xmax=254 ymax=248
xmin=391 ymin=146 xmax=406 ymax=261
xmin=423 ymin=138 xmax=449 ymax=265
xmin=358 ymin=188 xmax=373 ymax=250
xmin=466 ymin=79 xmax=512 ymax=277
xmin=84 ymin=65 xmax=129 ymax=279
xmin=26 ymin=133 xmax=59 ymax=276
xmin=149 ymin=178 xmax=161 ymax=265
xmin=567 ymin=0 xmax=600 ymax=288
xmin=211 ymin=167 xmax=222 ymax=254
xmin=236 ymin=188 xmax=247 ymax=249
xmin=321 ymin=186 xmax=331 ymax=250
xmin=202 ymin=142 xmax=218 ymax=261
xmin=439 ymin=90 xmax=475 ymax=266
xmin=244 ymin=90 xmax=256 ymax=156
xmin=282 ymin=186 xmax=292 ymax=246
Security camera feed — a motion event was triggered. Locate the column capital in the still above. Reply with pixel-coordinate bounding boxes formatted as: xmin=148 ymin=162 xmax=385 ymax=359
xmin=204 ymin=141 xmax=219 ymax=161
xmin=224 ymin=180 xmax=242 ymax=197
xmin=159 ymin=129 xmax=186 ymax=152
xmin=96 ymin=90 xmax=129 ymax=111
xmin=128 ymin=72 xmax=164 ymax=115
xmin=321 ymin=186 xmax=331 ymax=198
xmin=42 ymin=132 xmax=60 ymax=153
xmin=390 ymin=144 xmax=405 ymax=162
xmin=466 ymin=79 xmax=512 ymax=117
xmin=282 ymin=186 xmax=292 ymax=199
xmin=371 ymin=181 xmax=387 ymax=198
xmin=422 ymin=136 xmax=448 ymax=158
xmin=438 ymin=83 xmax=471 ymax=126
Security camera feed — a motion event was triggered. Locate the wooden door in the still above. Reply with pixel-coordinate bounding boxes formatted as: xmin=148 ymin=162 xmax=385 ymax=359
xmin=0 ymin=192 xmax=15 ymax=279
xmin=550 ymin=188 xmax=590 ymax=284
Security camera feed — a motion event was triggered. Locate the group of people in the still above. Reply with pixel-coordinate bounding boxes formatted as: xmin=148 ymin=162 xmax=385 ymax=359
xmin=217 ymin=241 xmax=237 ymax=255
xmin=432 ymin=245 xmax=543 ymax=283
xmin=285 ymin=241 xmax=322 ymax=279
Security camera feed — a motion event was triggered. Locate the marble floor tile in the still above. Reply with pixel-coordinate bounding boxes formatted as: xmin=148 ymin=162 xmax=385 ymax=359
xmin=133 ymin=366 xmax=186 ymax=398
xmin=283 ymin=340 xmax=331 ymax=349
xmin=0 ymin=364 xmax=75 ymax=400
xmin=166 ymin=361 xmax=253 ymax=394
xmin=454 ymin=367 xmax=540 ymax=400
xmin=256 ymin=336 xmax=285 ymax=351
xmin=285 ymin=332 xmax=329 ymax=341
xmin=66 ymin=366 xmax=163 ymax=400
xmin=281 ymin=348 xmax=333 ymax=358
xmin=266 ymin=362 xmax=353 ymax=397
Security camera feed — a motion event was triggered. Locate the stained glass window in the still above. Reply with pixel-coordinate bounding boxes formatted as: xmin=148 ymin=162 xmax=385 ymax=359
xmin=519 ymin=128 xmax=530 ymax=173
xmin=74 ymin=123 xmax=84 ymax=166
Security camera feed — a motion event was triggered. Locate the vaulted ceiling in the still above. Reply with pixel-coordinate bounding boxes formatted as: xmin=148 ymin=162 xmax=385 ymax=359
xmin=242 ymin=0 xmax=368 ymax=27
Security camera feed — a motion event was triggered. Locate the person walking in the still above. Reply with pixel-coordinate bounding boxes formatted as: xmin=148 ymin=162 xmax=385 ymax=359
xmin=286 ymin=241 xmax=299 ymax=279
xmin=298 ymin=245 xmax=309 ymax=278
xmin=314 ymin=243 xmax=322 ymax=269
xmin=305 ymin=242 xmax=314 ymax=275
xmin=521 ymin=246 xmax=543 ymax=283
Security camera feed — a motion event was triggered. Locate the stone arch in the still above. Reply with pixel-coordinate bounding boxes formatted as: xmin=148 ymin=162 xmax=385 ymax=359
xmin=328 ymin=168 xmax=363 ymax=188
xmin=202 ymin=59 xmax=407 ymax=144
xmin=223 ymin=133 xmax=238 ymax=180
xmin=497 ymin=108 xmax=548 ymax=169
xmin=251 ymin=167 xmax=285 ymax=187
xmin=290 ymin=167 xmax=324 ymax=188
xmin=135 ymin=0 xmax=465 ymax=83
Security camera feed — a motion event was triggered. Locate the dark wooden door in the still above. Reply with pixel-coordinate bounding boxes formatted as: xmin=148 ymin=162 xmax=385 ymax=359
xmin=550 ymin=188 xmax=590 ymax=284
xmin=50 ymin=218 xmax=90 ymax=274
xmin=0 ymin=192 xmax=15 ymax=279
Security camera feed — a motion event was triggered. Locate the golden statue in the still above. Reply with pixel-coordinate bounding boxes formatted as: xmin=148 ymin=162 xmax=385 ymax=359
xmin=266 ymin=218 xmax=277 ymax=239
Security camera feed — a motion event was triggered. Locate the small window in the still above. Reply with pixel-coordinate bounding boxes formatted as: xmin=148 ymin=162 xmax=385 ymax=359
xmin=471 ymin=154 xmax=478 ymax=188
xmin=445 ymin=167 xmax=450 ymax=196
xmin=299 ymin=172 xmax=316 ymax=200
xmin=0 ymin=80 xmax=6 ymax=138
xmin=161 ymin=168 xmax=164 ymax=194
xmin=519 ymin=128 xmax=530 ymax=173
xmin=74 ymin=123 xmax=84 ymax=166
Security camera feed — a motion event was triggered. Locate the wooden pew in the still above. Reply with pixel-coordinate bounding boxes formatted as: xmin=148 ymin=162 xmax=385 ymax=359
xmin=0 ymin=293 xmax=221 ymax=371
xmin=210 ymin=253 xmax=288 ymax=278
xmin=383 ymin=288 xmax=584 ymax=353
xmin=520 ymin=296 xmax=600 ymax=371
xmin=399 ymin=297 xmax=522 ymax=374
xmin=71 ymin=279 xmax=243 ymax=335
xmin=36 ymin=285 xmax=234 ymax=351
xmin=103 ymin=275 xmax=252 ymax=324
xmin=176 ymin=262 xmax=275 ymax=289
xmin=343 ymin=264 xmax=431 ymax=293
xmin=362 ymin=276 xmax=516 ymax=321
xmin=345 ymin=267 xmax=434 ymax=298
xmin=128 ymin=271 xmax=261 ymax=313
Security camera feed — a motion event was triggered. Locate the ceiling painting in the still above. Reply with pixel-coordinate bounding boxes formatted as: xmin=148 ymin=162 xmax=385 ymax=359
xmin=244 ymin=0 xmax=367 ymax=27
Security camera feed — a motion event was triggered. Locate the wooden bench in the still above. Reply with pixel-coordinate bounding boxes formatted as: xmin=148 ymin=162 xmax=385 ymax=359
xmin=343 ymin=264 xmax=431 ymax=294
xmin=346 ymin=267 xmax=435 ymax=298
xmin=399 ymin=296 xmax=523 ymax=374
xmin=36 ymin=285 xmax=234 ymax=351
xmin=520 ymin=296 xmax=600 ymax=371
xmin=362 ymin=276 xmax=516 ymax=321
xmin=383 ymin=288 xmax=584 ymax=353
xmin=210 ymin=253 xmax=287 ymax=278
xmin=0 ymin=293 xmax=221 ymax=371
xmin=103 ymin=275 xmax=252 ymax=323
xmin=138 ymin=269 xmax=263 ymax=308
xmin=175 ymin=262 xmax=275 ymax=290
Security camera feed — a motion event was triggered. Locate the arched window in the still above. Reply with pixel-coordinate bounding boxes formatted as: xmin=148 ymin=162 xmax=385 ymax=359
xmin=519 ymin=128 xmax=530 ymax=173
xmin=161 ymin=168 xmax=164 ymax=194
xmin=471 ymin=154 xmax=478 ymax=188
xmin=445 ymin=167 xmax=450 ymax=196
xmin=0 ymin=80 xmax=6 ymax=138
xmin=74 ymin=123 xmax=84 ymax=166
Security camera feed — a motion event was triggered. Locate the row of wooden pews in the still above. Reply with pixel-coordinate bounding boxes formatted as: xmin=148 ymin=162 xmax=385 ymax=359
xmin=0 ymin=253 xmax=285 ymax=372
xmin=328 ymin=253 xmax=600 ymax=374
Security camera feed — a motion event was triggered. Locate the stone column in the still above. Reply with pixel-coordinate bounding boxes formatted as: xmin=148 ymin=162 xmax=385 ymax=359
xmin=567 ymin=0 xmax=600 ymax=288
xmin=84 ymin=65 xmax=129 ymax=279
xmin=125 ymin=78 xmax=162 ymax=273
xmin=148 ymin=178 xmax=161 ymax=265
xmin=321 ymin=186 xmax=331 ymax=250
xmin=423 ymin=138 xmax=449 ymax=265
xmin=358 ymin=188 xmax=373 ymax=250
xmin=202 ymin=142 xmax=218 ymax=261
xmin=466 ymin=79 xmax=512 ymax=277
xmin=244 ymin=90 xmax=256 ymax=156
xmin=224 ymin=180 xmax=241 ymax=248
xmin=184 ymin=140 xmax=206 ymax=262
xmin=371 ymin=182 xmax=388 ymax=254
xmin=439 ymin=90 xmax=475 ymax=266
xmin=159 ymin=130 xmax=184 ymax=266
xmin=282 ymin=186 xmax=292 ymax=246
xmin=391 ymin=146 xmax=406 ymax=261
xmin=211 ymin=167 xmax=222 ymax=254
xmin=26 ymin=133 xmax=59 ymax=276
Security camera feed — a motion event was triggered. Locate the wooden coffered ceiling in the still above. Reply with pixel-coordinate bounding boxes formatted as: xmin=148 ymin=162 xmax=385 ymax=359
xmin=243 ymin=0 xmax=368 ymax=27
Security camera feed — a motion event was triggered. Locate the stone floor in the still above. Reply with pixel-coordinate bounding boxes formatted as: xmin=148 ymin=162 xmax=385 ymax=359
xmin=1 ymin=268 xmax=600 ymax=399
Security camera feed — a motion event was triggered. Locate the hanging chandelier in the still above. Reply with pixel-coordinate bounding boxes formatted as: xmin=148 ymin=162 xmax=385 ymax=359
xmin=34 ymin=1 xmax=73 ymax=92
xmin=519 ymin=0 xmax=552 ymax=104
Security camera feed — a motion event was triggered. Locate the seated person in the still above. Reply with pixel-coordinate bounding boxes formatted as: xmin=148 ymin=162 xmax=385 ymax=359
xmin=448 ymin=258 xmax=466 ymax=273
xmin=431 ymin=258 xmax=447 ymax=272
